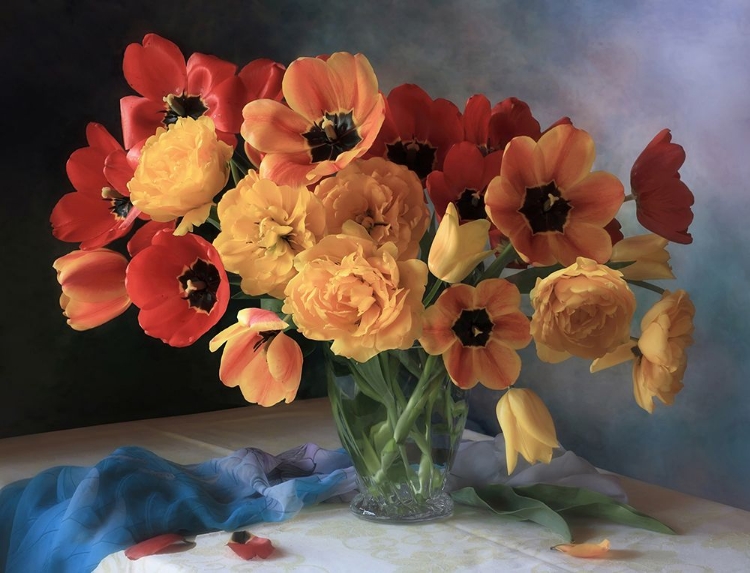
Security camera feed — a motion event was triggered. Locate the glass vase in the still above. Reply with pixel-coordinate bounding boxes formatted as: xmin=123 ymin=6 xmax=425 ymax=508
xmin=326 ymin=345 xmax=468 ymax=522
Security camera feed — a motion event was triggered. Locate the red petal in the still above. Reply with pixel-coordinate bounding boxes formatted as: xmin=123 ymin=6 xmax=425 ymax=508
xmin=239 ymin=59 xmax=285 ymax=100
xmin=66 ymin=147 xmax=108 ymax=195
xmin=127 ymin=221 xmax=176 ymax=257
xmin=489 ymin=97 xmax=542 ymax=150
xmin=463 ymin=94 xmax=491 ymax=146
xmin=442 ymin=141 xmax=486 ymax=192
xmin=227 ymin=535 xmax=274 ymax=560
xmin=206 ymin=75 xmax=246 ymax=133
xmin=85 ymin=123 xmax=122 ymax=155
xmin=186 ymin=52 xmax=236 ymax=97
xmin=428 ymin=98 xmax=463 ymax=168
xmin=103 ymin=149 xmax=134 ymax=195
xmin=126 ymin=232 xmax=229 ymax=346
xmin=50 ymin=193 xmax=128 ymax=247
xmin=125 ymin=534 xmax=193 ymax=560
xmin=604 ymin=218 xmax=624 ymax=245
xmin=120 ymin=96 xmax=166 ymax=150
xmin=387 ymin=84 xmax=434 ymax=141
xmin=425 ymin=171 xmax=453 ymax=219
xmin=123 ymin=34 xmax=186 ymax=101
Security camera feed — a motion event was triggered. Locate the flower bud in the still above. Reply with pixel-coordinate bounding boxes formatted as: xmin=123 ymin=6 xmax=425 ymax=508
xmin=496 ymin=388 xmax=558 ymax=474
xmin=53 ymin=249 xmax=131 ymax=330
xmin=428 ymin=203 xmax=492 ymax=283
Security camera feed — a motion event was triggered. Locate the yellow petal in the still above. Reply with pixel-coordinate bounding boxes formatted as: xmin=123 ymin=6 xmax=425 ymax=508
xmin=553 ymin=539 xmax=610 ymax=558
xmin=496 ymin=393 xmax=520 ymax=473
xmin=610 ymin=234 xmax=674 ymax=281
xmin=508 ymin=389 xmax=558 ymax=449
xmin=590 ymin=341 xmax=637 ymax=373
xmin=175 ymin=203 xmax=213 ymax=236
xmin=429 ymin=203 xmax=492 ymax=283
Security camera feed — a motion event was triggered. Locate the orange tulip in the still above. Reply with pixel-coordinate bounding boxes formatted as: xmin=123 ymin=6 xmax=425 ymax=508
xmin=209 ymin=309 xmax=302 ymax=406
xmin=420 ymin=279 xmax=531 ymax=389
xmin=242 ymin=52 xmax=385 ymax=187
xmin=53 ymin=249 xmax=131 ymax=330
xmin=485 ymin=124 xmax=624 ymax=266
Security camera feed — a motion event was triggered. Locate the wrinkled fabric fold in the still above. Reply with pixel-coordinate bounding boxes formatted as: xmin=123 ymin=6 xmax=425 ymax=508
xmin=0 ymin=444 xmax=355 ymax=573
xmin=0 ymin=438 xmax=624 ymax=573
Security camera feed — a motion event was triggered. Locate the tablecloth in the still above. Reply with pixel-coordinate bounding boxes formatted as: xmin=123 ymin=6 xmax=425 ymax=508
xmin=2 ymin=398 xmax=749 ymax=572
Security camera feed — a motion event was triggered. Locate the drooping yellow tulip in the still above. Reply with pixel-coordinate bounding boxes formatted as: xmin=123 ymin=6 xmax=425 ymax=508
xmin=496 ymin=388 xmax=558 ymax=473
xmin=428 ymin=202 xmax=493 ymax=283
xmin=610 ymin=234 xmax=675 ymax=281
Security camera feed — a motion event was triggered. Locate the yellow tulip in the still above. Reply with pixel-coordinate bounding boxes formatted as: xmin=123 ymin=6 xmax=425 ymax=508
xmin=610 ymin=234 xmax=675 ymax=281
xmin=428 ymin=203 xmax=493 ymax=283
xmin=496 ymin=388 xmax=558 ymax=474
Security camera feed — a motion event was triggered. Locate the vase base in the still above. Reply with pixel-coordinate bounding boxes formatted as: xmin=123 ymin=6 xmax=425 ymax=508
xmin=350 ymin=491 xmax=454 ymax=523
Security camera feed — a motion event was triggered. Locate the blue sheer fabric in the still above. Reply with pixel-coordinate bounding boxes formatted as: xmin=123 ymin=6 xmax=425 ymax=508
xmin=0 ymin=436 xmax=626 ymax=572
xmin=0 ymin=444 xmax=356 ymax=573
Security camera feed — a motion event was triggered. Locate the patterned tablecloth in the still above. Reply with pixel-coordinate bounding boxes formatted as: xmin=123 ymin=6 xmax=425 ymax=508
xmin=2 ymin=398 xmax=749 ymax=572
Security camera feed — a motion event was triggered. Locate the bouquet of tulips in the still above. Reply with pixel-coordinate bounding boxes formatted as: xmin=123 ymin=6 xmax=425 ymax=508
xmin=51 ymin=34 xmax=695 ymax=474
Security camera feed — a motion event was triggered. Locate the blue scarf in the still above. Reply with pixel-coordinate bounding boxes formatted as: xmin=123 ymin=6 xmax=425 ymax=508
xmin=0 ymin=444 xmax=356 ymax=573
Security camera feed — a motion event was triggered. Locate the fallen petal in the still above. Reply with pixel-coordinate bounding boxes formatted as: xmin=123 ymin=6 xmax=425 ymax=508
xmin=227 ymin=532 xmax=275 ymax=560
xmin=125 ymin=533 xmax=194 ymax=560
xmin=552 ymin=539 xmax=611 ymax=558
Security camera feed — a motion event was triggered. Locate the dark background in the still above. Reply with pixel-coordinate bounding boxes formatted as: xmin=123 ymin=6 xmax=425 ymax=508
xmin=2 ymin=0 xmax=496 ymax=439
xmin=1 ymin=0 xmax=347 ymax=438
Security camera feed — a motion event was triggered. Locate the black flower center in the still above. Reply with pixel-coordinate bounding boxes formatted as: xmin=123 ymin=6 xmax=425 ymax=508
xmin=110 ymin=196 xmax=132 ymax=219
xmin=253 ymin=330 xmax=279 ymax=352
xmin=102 ymin=187 xmax=133 ymax=220
xmin=302 ymin=111 xmax=361 ymax=163
xmin=178 ymin=259 xmax=221 ymax=313
xmin=518 ymin=181 xmax=571 ymax=234
xmin=163 ymin=93 xmax=208 ymax=126
xmin=456 ymin=188 xmax=486 ymax=221
xmin=452 ymin=308 xmax=494 ymax=347
xmin=386 ymin=139 xmax=436 ymax=180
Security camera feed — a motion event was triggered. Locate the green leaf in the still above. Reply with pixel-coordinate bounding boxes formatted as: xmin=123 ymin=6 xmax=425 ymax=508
xmin=419 ymin=210 xmax=438 ymax=264
xmin=505 ymin=265 xmax=563 ymax=293
xmin=260 ymin=298 xmax=284 ymax=314
xmin=607 ymin=260 xmax=635 ymax=270
xmin=515 ymin=484 xmax=676 ymax=535
xmin=451 ymin=485 xmax=572 ymax=542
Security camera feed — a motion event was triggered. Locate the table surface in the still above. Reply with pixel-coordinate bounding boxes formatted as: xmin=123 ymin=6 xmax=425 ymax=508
xmin=2 ymin=398 xmax=749 ymax=572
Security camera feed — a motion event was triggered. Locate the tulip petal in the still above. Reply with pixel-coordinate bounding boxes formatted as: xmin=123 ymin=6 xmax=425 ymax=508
xmin=538 ymin=124 xmax=595 ymax=189
xmin=123 ymin=34 xmax=186 ymax=101
xmin=242 ymin=99 xmax=309 ymax=154
xmin=590 ymin=342 xmax=637 ymax=373
xmin=553 ymin=539 xmax=610 ymax=558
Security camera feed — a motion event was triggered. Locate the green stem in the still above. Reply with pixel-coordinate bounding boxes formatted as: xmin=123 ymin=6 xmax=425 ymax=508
xmin=627 ymin=280 xmax=665 ymax=294
xmin=477 ymin=243 xmax=517 ymax=283
xmin=422 ymin=278 xmax=444 ymax=306
xmin=205 ymin=216 xmax=221 ymax=230
xmin=229 ymin=159 xmax=246 ymax=186
xmin=393 ymin=355 xmax=441 ymax=444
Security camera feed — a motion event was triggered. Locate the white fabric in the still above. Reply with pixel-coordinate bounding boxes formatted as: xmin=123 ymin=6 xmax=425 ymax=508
xmin=2 ymin=398 xmax=749 ymax=572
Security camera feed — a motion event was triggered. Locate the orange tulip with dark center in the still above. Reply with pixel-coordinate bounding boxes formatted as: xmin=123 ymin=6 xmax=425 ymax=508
xmin=485 ymin=124 xmax=624 ymax=267
xmin=241 ymin=52 xmax=385 ymax=187
xmin=420 ymin=279 xmax=531 ymax=390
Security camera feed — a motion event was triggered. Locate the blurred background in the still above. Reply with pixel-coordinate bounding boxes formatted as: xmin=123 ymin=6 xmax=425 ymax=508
xmin=3 ymin=0 xmax=749 ymax=509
